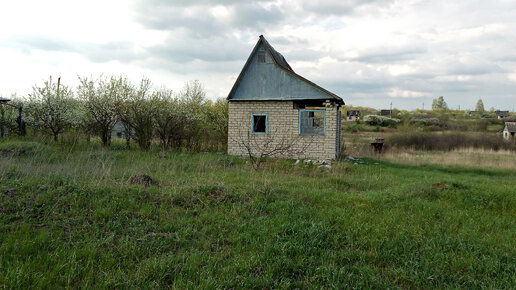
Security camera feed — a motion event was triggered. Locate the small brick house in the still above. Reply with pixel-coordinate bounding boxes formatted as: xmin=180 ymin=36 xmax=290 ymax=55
xmin=227 ymin=35 xmax=344 ymax=160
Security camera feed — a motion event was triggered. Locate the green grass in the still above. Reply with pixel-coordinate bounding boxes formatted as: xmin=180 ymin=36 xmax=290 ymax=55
xmin=1 ymin=139 xmax=515 ymax=288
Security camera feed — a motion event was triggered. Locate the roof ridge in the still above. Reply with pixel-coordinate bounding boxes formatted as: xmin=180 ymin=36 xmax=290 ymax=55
xmin=227 ymin=35 xmax=344 ymax=105
xmin=259 ymin=35 xmax=342 ymax=103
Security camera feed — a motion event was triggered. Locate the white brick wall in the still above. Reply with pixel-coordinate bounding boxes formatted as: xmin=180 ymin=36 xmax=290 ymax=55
xmin=228 ymin=100 xmax=340 ymax=160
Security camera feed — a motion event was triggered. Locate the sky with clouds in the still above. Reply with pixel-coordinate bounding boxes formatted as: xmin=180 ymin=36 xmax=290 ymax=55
xmin=1 ymin=0 xmax=516 ymax=110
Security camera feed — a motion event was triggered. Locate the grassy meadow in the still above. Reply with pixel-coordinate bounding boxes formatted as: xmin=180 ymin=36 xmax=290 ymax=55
xmin=1 ymin=138 xmax=515 ymax=288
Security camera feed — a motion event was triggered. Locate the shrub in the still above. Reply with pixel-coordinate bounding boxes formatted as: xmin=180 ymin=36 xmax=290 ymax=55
xmin=363 ymin=115 xmax=400 ymax=127
xmin=387 ymin=132 xmax=516 ymax=151
xmin=345 ymin=123 xmax=361 ymax=133
xmin=410 ymin=117 xmax=447 ymax=129
xmin=474 ymin=119 xmax=489 ymax=132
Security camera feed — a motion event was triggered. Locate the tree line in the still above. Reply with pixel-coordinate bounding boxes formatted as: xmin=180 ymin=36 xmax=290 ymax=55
xmin=0 ymin=76 xmax=228 ymax=151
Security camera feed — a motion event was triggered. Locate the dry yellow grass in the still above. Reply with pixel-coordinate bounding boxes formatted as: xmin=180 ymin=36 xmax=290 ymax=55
xmin=380 ymin=148 xmax=516 ymax=170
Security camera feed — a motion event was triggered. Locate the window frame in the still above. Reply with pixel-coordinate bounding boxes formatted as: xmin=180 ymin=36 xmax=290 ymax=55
xmin=257 ymin=51 xmax=266 ymax=63
xmin=298 ymin=109 xmax=326 ymax=136
xmin=251 ymin=113 xmax=269 ymax=135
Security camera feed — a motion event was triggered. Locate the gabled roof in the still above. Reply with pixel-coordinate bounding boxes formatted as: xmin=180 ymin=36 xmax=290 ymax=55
xmin=0 ymin=97 xmax=11 ymax=103
xmin=505 ymin=122 xmax=516 ymax=133
xmin=260 ymin=36 xmax=293 ymax=73
xmin=496 ymin=110 xmax=509 ymax=117
xmin=380 ymin=109 xmax=392 ymax=115
xmin=227 ymin=35 xmax=343 ymax=105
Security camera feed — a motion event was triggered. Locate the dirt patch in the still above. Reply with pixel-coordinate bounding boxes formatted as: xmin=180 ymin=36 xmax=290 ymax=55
xmin=195 ymin=185 xmax=225 ymax=200
xmin=129 ymin=174 xmax=156 ymax=187
xmin=0 ymin=148 xmax=13 ymax=157
xmin=432 ymin=182 xmax=449 ymax=190
xmin=2 ymin=188 xmax=16 ymax=197
xmin=431 ymin=182 xmax=467 ymax=191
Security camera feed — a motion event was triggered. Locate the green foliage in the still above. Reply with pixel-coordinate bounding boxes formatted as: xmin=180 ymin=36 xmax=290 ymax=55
xmin=0 ymin=141 xmax=515 ymax=288
xmin=202 ymin=98 xmax=228 ymax=151
xmin=77 ymin=75 xmax=128 ymax=146
xmin=152 ymin=81 xmax=227 ymax=151
xmin=118 ymin=78 xmax=155 ymax=150
xmin=153 ymin=88 xmax=182 ymax=150
xmin=410 ymin=116 xmax=447 ymax=129
xmin=475 ymin=98 xmax=485 ymax=113
xmin=432 ymin=96 xmax=448 ymax=111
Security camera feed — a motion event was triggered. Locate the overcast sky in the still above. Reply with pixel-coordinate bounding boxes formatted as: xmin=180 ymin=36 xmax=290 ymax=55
xmin=1 ymin=0 xmax=516 ymax=110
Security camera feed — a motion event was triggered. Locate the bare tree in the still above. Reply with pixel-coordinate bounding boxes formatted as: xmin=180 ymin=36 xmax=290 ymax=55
xmin=153 ymin=89 xmax=183 ymax=150
xmin=118 ymin=78 xmax=156 ymax=150
xmin=178 ymin=80 xmax=207 ymax=150
xmin=233 ymin=128 xmax=312 ymax=170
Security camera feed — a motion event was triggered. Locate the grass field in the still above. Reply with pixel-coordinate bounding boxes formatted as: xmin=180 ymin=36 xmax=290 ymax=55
xmin=1 ymin=139 xmax=515 ymax=288
xmin=381 ymin=148 xmax=516 ymax=170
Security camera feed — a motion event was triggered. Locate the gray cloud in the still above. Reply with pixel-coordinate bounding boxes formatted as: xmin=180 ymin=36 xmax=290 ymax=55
xmin=7 ymin=35 xmax=144 ymax=63
xmin=3 ymin=0 xmax=516 ymax=110
xmin=350 ymin=47 xmax=427 ymax=63
xmin=148 ymin=34 xmax=250 ymax=64
xmin=134 ymin=0 xmax=284 ymax=35
xmin=299 ymin=0 xmax=395 ymax=16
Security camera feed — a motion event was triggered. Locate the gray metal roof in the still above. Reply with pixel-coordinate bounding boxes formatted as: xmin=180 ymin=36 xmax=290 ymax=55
xmin=496 ymin=110 xmax=509 ymax=117
xmin=260 ymin=36 xmax=294 ymax=73
xmin=0 ymin=97 xmax=11 ymax=103
xmin=227 ymin=35 xmax=344 ymax=105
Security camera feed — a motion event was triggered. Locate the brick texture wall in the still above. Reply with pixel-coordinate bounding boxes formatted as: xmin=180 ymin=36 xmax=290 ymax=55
xmin=228 ymin=100 xmax=340 ymax=160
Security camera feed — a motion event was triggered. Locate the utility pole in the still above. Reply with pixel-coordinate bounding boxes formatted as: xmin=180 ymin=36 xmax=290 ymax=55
xmin=57 ymin=76 xmax=61 ymax=97
xmin=390 ymin=102 xmax=392 ymax=118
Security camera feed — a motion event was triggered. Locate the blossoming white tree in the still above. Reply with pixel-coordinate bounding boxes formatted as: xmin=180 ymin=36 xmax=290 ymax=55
xmin=27 ymin=77 xmax=77 ymax=142
xmin=77 ymin=75 xmax=127 ymax=146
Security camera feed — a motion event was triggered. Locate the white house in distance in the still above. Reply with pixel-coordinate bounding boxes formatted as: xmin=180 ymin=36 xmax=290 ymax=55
xmin=346 ymin=110 xmax=360 ymax=121
xmin=503 ymin=122 xmax=516 ymax=140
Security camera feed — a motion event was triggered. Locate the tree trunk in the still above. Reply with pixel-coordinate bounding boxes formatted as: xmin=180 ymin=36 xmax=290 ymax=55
xmin=101 ymin=131 xmax=110 ymax=147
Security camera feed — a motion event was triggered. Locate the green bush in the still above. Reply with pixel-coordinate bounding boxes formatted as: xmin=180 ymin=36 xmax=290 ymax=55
xmin=363 ymin=115 xmax=400 ymax=127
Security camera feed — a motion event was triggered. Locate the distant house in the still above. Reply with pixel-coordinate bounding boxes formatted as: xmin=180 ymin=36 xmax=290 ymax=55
xmin=495 ymin=110 xmax=509 ymax=119
xmin=503 ymin=122 xmax=516 ymax=140
xmin=111 ymin=120 xmax=133 ymax=139
xmin=346 ymin=110 xmax=360 ymax=121
xmin=380 ymin=110 xmax=392 ymax=116
xmin=469 ymin=111 xmax=477 ymax=117
xmin=227 ymin=35 xmax=344 ymax=160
